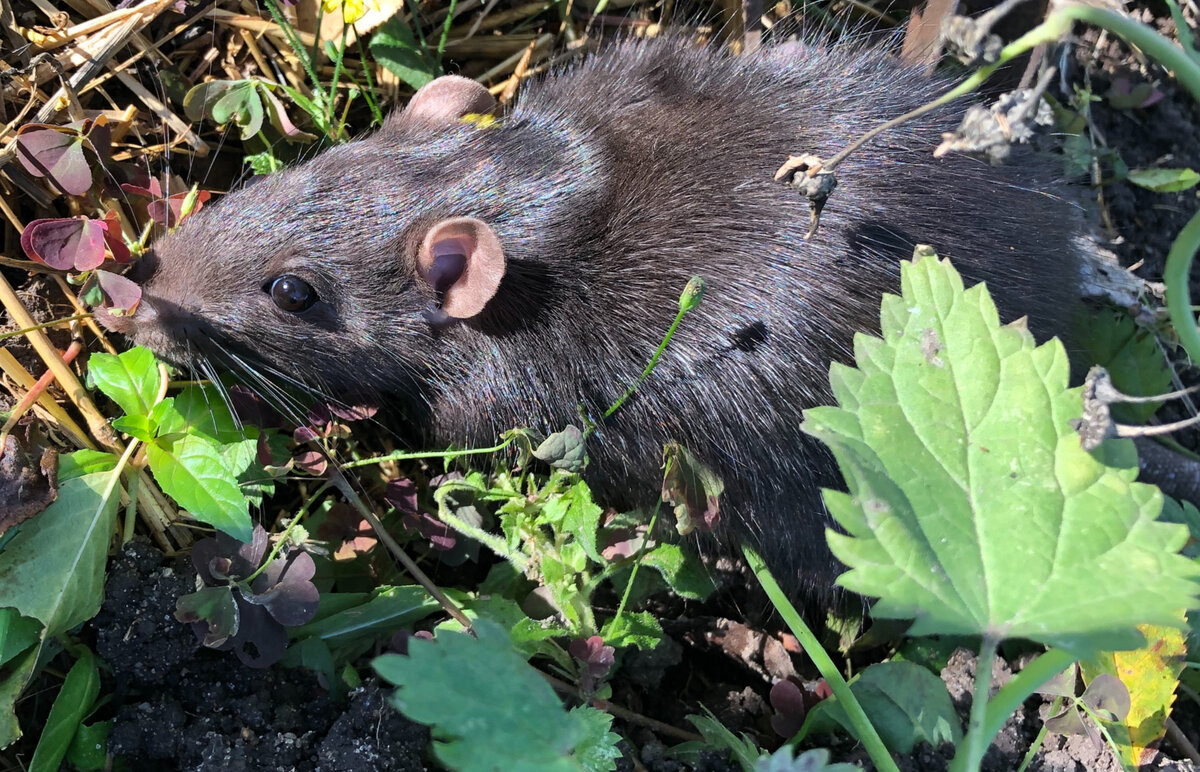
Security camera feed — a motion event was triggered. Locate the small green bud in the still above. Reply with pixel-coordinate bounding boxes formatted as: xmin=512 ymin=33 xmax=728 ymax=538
xmin=679 ymin=276 xmax=705 ymax=313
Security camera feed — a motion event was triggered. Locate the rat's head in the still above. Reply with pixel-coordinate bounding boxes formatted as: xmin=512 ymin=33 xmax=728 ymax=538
xmin=106 ymin=76 xmax=511 ymax=406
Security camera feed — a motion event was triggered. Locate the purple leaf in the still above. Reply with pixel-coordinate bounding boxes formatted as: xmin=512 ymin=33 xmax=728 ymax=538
xmin=21 ymin=217 xmax=107 ymax=271
xmin=247 ymin=550 xmax=320 ymax=626
xmin=294 ymin=450 xmax=327 ymax=475
xmin=99 ymin=210 xmax=131 ymax=264
xmin=384 ymin=478 xmax=419 ymax=513
xmin=15 ymin=125 xmax=93 ymax=195
xmin=93 ymin=270 xmax=143 ymax=315
xmin=769 ymin=679 xmax=807 ymax=739
xmin=569 ymin=635 xmax=615 ymax=680
xmin=225 ymin=594 xmax=288 ymax=668
xmin=326 ymin=401 xmax=379 ymax=422
xmin=191 ymin=523 xmax=269 ymax=583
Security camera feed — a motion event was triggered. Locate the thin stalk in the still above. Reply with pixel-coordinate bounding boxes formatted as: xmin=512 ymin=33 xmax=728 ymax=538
xmin=742 ymin=545 xmax=900 ymax=772
xmin=326 ymin=23 xmax=351 ymax=131
xmin=340 ymin=436 xmax=515 ymax=469
xmin=953 ymin=634 xmax=1000 ymax=772
xmin=436 ymin=0 xmax=458 ymax=63
xmin=264 ymin=0 xmax=329 ymax=111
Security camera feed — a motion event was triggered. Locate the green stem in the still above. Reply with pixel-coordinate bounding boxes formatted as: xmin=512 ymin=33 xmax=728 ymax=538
xmin=742 ymin=545 xmax=900 ymax=772
xmin=954 ymin=634 xmax=1000 ymax=772
xmin=980 ymin=647 xmax=1075 ymax=744
xmin=434 ymin=485 xmax=528 ymax=570
xmin=244 ymin=481 xmax=331 ymax=584
xmin=326 ymin=23 xmax=351 ymax=131
xmin=0 ymin=313 xmax=93 ymax=341
xmin=1014 ymin=696 xmax=1060 ymax=772
xmin=436 ymin=0 xmax=458 ymax=63
xmin=264 ymin=0 xmax=329 ymax=111
xmin=340 ymin=436 xmax=515 ymax=469
xmin=610 ymin=491 xmax=665 ymax=624
xmin=1162 ymin=207 xmax=1200 ymax=369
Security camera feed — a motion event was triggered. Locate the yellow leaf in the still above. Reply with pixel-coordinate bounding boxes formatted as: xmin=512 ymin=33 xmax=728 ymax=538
xmin=1082 ymin=618 xmax=1188 ymax=769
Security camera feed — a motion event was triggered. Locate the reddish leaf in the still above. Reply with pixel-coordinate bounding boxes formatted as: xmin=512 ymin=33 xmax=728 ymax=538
xmin=94 ymin=270 xmax=143 ymax=315
xmin=294 ymin=450 xmax=327 ymax=475
xmin=15 ymin=118 xmax=110 ymax=196
xmin=21 ymin=217 xmax=107 ymax=271
xmin=100 ymin=210 xmax=131 ymax=263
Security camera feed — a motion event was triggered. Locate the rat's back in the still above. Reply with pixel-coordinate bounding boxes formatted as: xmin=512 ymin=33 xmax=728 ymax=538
xmin=425 ymin=39 xmax=1084 ymax=592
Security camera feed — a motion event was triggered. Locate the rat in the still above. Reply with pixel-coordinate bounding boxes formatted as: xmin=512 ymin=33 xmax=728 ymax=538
xmin=108 ymin=37 xmax=1087 ymax=594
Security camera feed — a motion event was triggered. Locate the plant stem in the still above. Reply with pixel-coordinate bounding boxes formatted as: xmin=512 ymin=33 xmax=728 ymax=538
xmin=264 ymin=0 xmax=329 ymax=112
xmin=742 ymin=545 xmax=900 ymax=772
xmin=244 ymin=481 xmax=331 ymax=584
xmin=610 ymin=489 xmax=665 ymax=624
xmin=953 ymin=634 xmax=1001 ymax=772
xmin=436 ymin=0 xmax=458 ymax=64
xmin=596 ymin=301 xmax=689 ymax=427
xmin=326 ymin=23 xmax=351 ymax=132
xmin=340 ymin=436 xmax=515 ymax=469
xmin=980 ymin=647 xmax=1074 ymax=744
xmin=1014 ymin=696 xmax=1060 ymax=772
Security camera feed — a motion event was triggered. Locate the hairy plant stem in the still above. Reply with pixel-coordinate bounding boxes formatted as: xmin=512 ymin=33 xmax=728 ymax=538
xmin=981 ymin=647 xmax=1074 ymax=743
xmin=743 ymin=545 xmax=900 ymax=772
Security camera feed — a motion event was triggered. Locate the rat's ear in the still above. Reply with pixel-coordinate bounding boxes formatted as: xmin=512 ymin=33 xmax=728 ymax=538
xmin=417 ymin=217 xmax=505 ymax=319
xmin=385 ymin=76 xmax=496 ymax=130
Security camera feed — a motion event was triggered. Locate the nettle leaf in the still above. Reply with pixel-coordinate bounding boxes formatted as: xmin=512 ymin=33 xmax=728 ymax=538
xmin=370 ymin=13 xmax=440 ymax=91
xmin=88 ymin=347 xmax=162 ymax=418
xmin=373 ymin=619 xmax=597 ymax=771
xmin=799 ymin=660 xmax=961 ymax=754
xmin=1127 ymin=167 xmax=1200 ymax=193
xmin=802 ymin=253 xmax=1200 ymax=654
xmin=640 ymin=543 xmax=717 ymax=600
xmin=539 ymin=479 xmax=604 ymax=564
xmin=146 ymin=434 xmax=252 ymax=541
xmin=600 ymin=610 xmax=663 ymax=651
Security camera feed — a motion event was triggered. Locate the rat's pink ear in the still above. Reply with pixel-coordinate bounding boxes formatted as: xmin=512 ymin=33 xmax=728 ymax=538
xmin=385 ymin=76 xmax=496 ymax=130
xmin=417 ymin=217 xmax=505 ymax=319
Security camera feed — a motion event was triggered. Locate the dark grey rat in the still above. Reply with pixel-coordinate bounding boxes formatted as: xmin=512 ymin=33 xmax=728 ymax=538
xmin=111 ymin=37 xmax=1086 ymax=593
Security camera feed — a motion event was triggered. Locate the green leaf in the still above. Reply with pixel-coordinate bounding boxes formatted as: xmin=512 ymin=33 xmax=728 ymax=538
xmin=533 ymin=426 xmax=587 ymax=473
xmin=1127 ymin=167 xmax=1200 ymax=193
xmin=157 ymin=384 xmax=243 ymax=442
xmin=221 ymin=438 xmax=273 ymax=507
xmin=0 ymin=609 xmax=41 ymax=667
xmin=0 ymin=647 xmax=39 ymax=746
xmin=803 ymin=253 xmax=1200 ymax=655
xmin=111 ymin=413 xmax=156 ymax=442
xmin=57 ymin=449 xmax=116 ymax=482
xmin=676 ymin=709 xmax=764 ymax=770
xmin=1159 ymin=496 xmax=1200 ymax=558
xmin=289 ymin=586 xmax=438 ymax=647
xmin=29 ymin=648 xmax=100 ymax=772
xmin=146 ymin=435 xmax=252 ymax=541
xmin=600 ymin=610 xmax=663 ymax=651
xmin=211 ymin=82 xmax=265 ymax=139
xmin=640 ymin=543 xmax=717 ymax=600
xmin=370 ymin=13 xmax=440 ymax=91
xmin=569 ymin=706 xmax=622 ymax=772
xmin=0 ymin=472 xmax=120 ymax=635
xmin=540 ymin=479 xmax=604 ymax=564
xmin=65 ymin=720 xmax=110 ymax=772
xmin=373 ymin=619 xmax=591 ymax=771
xmin=87 ymin=347 xmax=161 ymax=418
xmin=1076 ymin=311 xmax=1171 ymax=423
xmin=799 ymin=661 xmax=961 ymax=753
xmin=753 ymin=747 xmax=861 ymax=772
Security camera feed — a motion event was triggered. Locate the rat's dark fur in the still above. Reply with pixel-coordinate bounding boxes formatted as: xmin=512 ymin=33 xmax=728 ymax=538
xmin=121 ymin=39 xmax=1084 ymax=593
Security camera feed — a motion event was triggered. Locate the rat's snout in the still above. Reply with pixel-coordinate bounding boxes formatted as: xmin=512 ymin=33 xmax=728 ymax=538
xmin=125 ymin=249 xmax=159 ymax=285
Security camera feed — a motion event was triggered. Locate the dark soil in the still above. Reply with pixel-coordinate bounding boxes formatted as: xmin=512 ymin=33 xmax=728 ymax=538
xmin=91 ymin=540 xmax=429 ymax=772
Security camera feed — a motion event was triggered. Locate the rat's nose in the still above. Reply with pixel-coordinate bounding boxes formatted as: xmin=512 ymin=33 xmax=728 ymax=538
xmin=125 ymin=249 xmax=159 ymax=284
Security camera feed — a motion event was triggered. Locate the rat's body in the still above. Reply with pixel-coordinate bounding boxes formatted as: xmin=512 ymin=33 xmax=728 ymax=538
xmin=120 ymin=39 xmax=1084 ymax=591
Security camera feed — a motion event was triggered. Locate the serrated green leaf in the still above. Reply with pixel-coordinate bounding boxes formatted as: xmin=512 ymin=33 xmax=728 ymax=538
xmin=87 ymin=347 xmax=161 ymax=418
xmin=803 ymin=254 xmax=1200 ymax=655
xmin=29 ymin=647 xmax=100 ymax=772
xmin=799 ymin=661 xmax=961 ymax=753
xmin=370 ymin=13 xmax=440 ymax=90
xmin=641 ymin=543 xmax=717 ymax=600
xmin=373 ymin=619 xmax=589 ymax=771
xmin=146 ymin=435 xmax=251 ymax=541
xmin=600 ymin=610 xmax=662 ymax=650
xmin=0 ymin=472 xmax=120 ymax=635
xmin=57 ymin=450 xmax=117 ymax=482
xmin=1127 ymin=167 xmax=1200 ymax=193
xmin=678 ymin=710 xmax=764 ymax=770
xmin=1160 ymin=496 xmax=1200 ymax=558
xmin=569 ymin=706 xmax=622 ymax=772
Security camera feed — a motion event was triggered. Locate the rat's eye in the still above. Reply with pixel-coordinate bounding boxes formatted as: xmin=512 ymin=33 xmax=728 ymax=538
xmin=267 ymin=275 xmax=318 ymax=312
